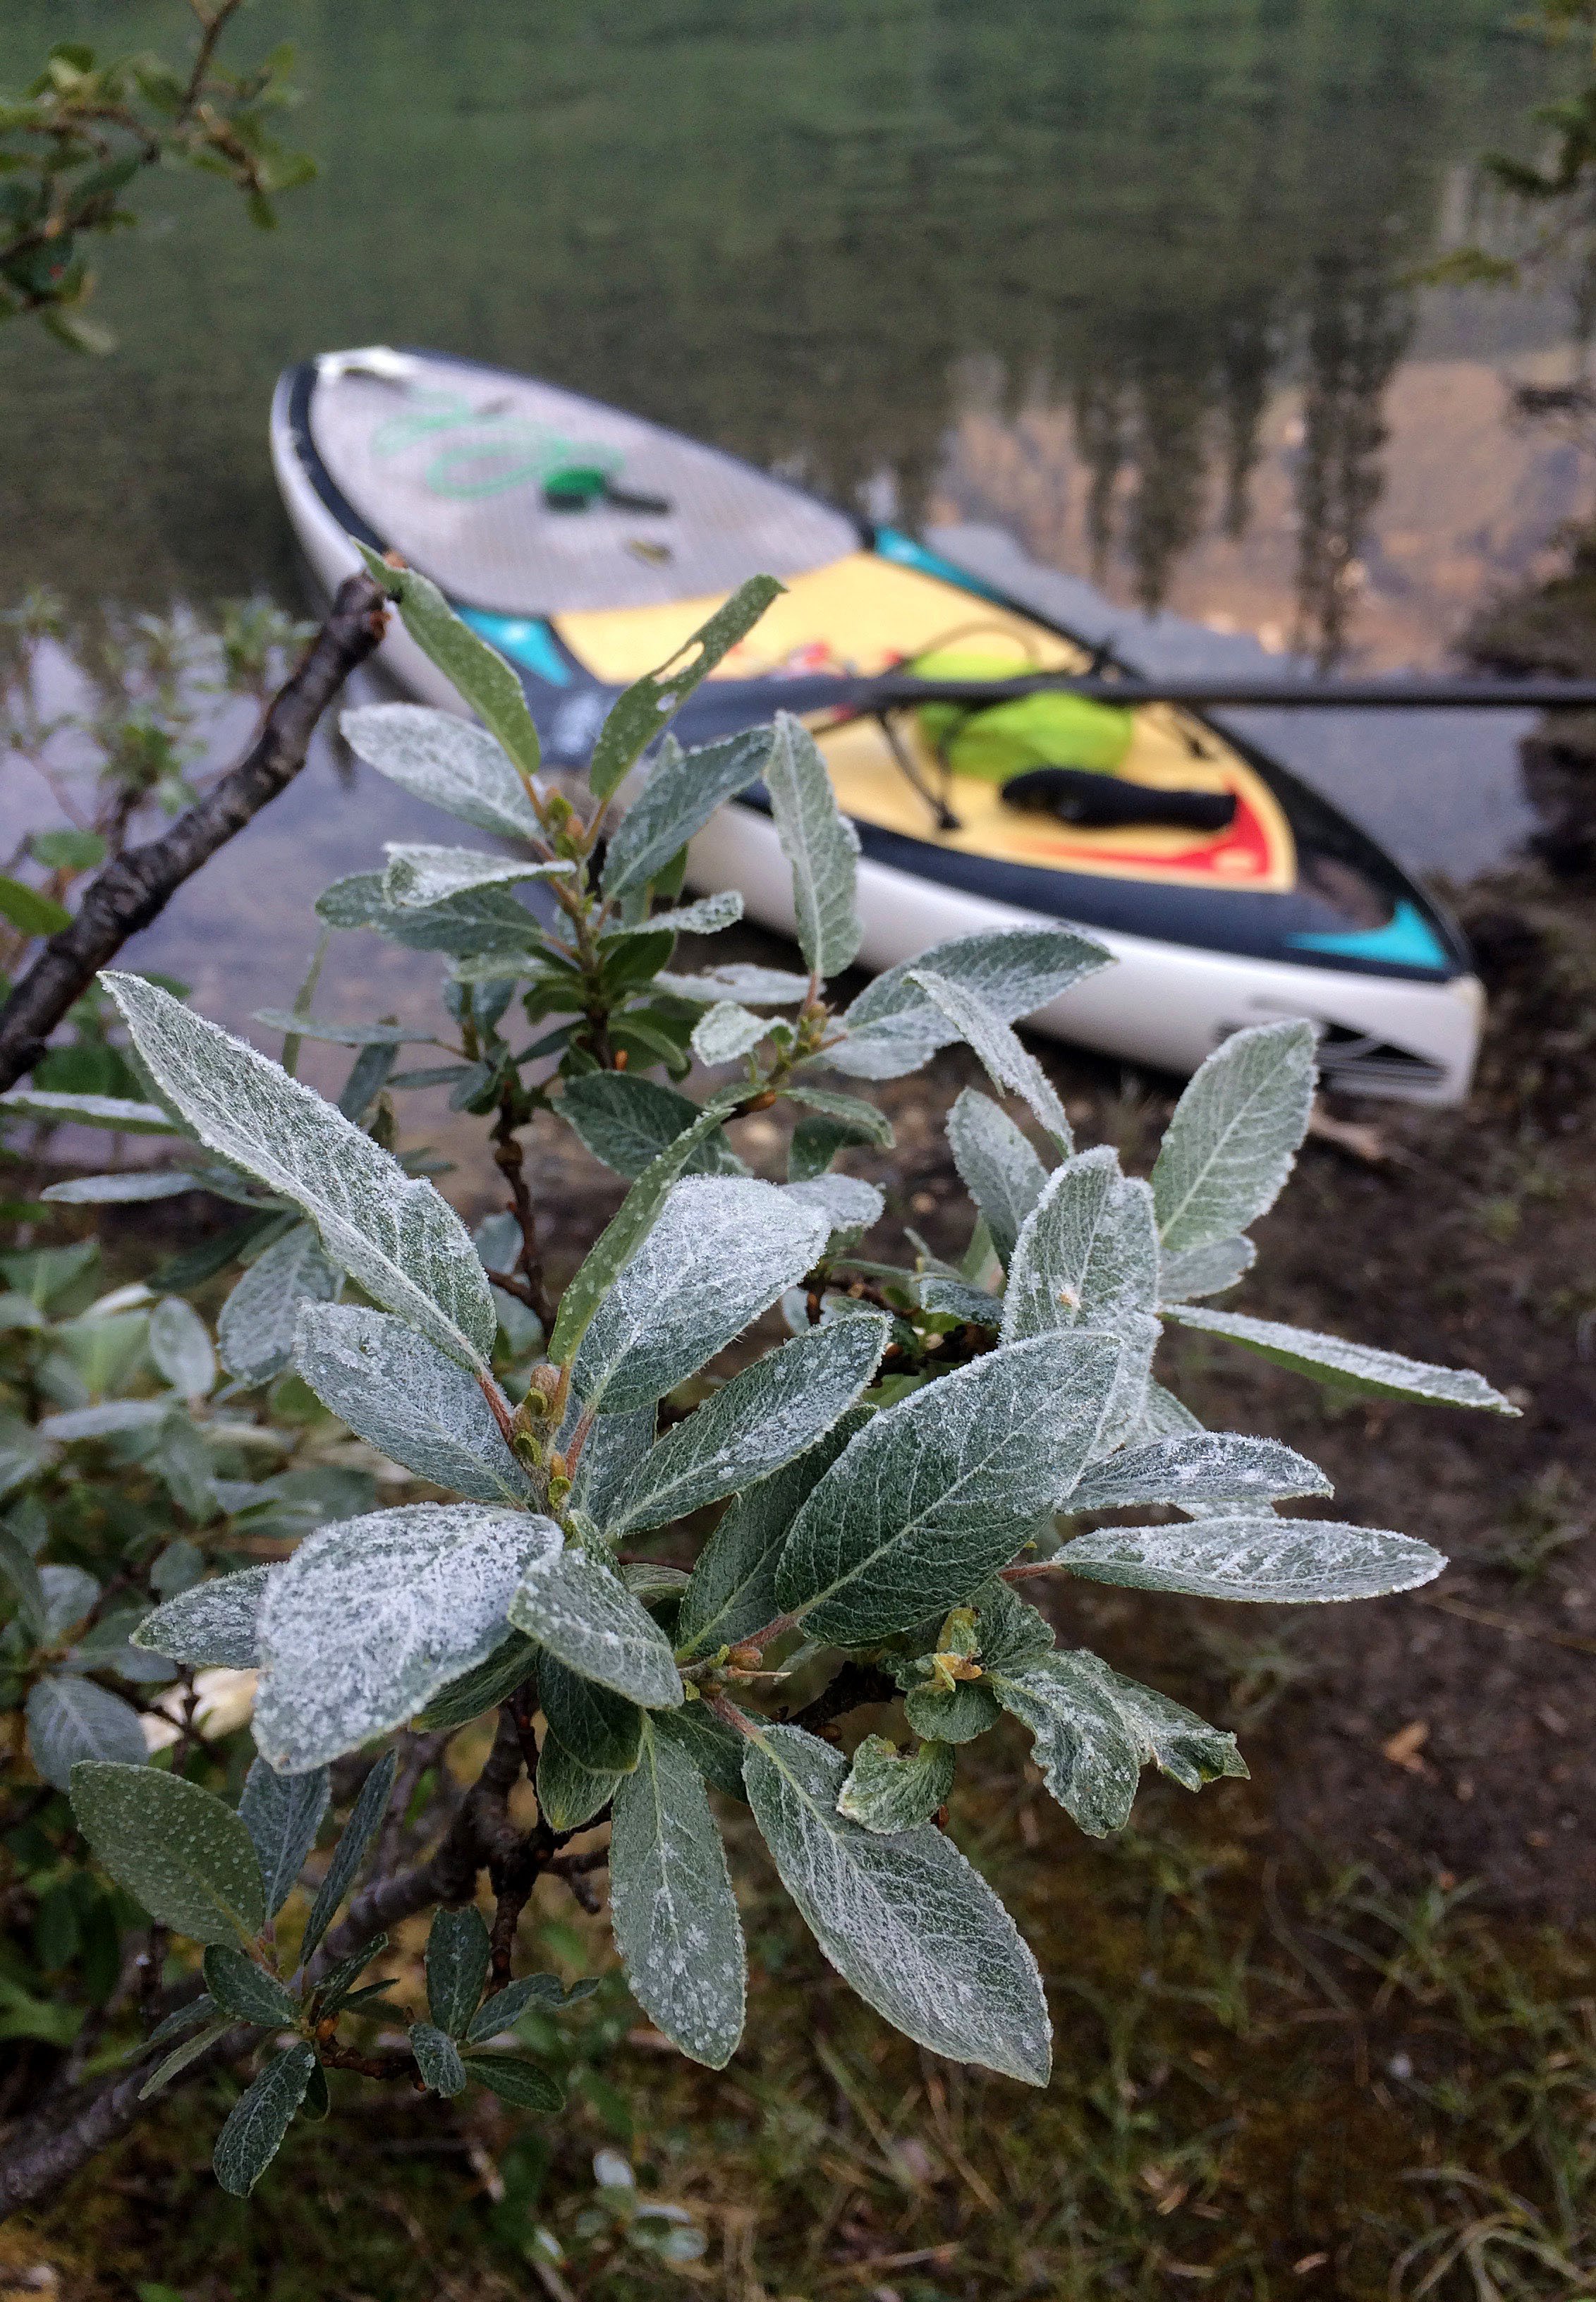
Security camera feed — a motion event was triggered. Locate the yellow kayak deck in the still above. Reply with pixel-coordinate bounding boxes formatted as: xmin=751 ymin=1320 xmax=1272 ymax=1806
xmin=556 ymin=552 xmax=1295 ymax=894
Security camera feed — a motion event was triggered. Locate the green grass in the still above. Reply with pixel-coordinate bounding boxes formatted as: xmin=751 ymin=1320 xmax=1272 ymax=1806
xmin=12 ymin=1725 xmax=1592 ymax=2302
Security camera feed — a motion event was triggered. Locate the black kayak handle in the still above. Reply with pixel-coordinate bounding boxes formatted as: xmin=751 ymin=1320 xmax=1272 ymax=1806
xmin=1001 ymin=767 xmax=1237 ymax=834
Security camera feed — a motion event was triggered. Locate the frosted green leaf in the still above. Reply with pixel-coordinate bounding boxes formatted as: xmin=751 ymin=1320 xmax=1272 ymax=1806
xmin=656 ymin=963 xmax=812 ymax=1007
xmin=1162 ymin=1303 xmax=1518 ymax=1413
xmin=510 ymin=1546 xmax=683 ymax=1709
xmin=536 ymin=1731 xmax=621 ymax=1831
xmin=133 ymin=1567 xmax=270 ymax=1670
xmin=69 ymin=1762 xmax=266 ymax=1946
xmin=830 ymin=925 xmax=1110 ymax=1081
xmin=219 ymin=1224 xmax=342 ymax=1386
xmin=412 ymin=1633 xmax=537 ymax=1731
xmin=836 ymin=1734 xmax=955 ymax=1834
xmin=37 ymin=1564 xmax=99 ymax=1643
xmin=43 ymin=1171 xmax=205 ymax=1204
xmin=203 ymin=1945 xmax=300 ymax=2028
xmin=28 ymin=1676 xmax=147 ymax=1789
xmin=0 ymin=1088 xmax=181 ymax=1135
xmin=908 ymin=968 xmax=1071 ymax=1147
xmin=1099 ymin=1668 xmax=1248 ymax=1793
xmin=102 ymin=975 xmax=496 ymax=1372
xmin=568 ymin=1401 xmax=656 ymax=1525
xmin=300 ymin=1750 xmax=396 ymax=1962
xmin=341 ymin=702 xmax=542 ymax=839
xmin=1132 ymin=1379 xmax=1205 ymax=1443
xmin=776 ymin=1331 xmax=1123 ymax=1645
xmin=781 ymin=1174 xmax=884 ymax=1253
xmin=42 ymin=1399 xmax=167 ymax=1443
xmin=1002 ymin=1150 xmax=1157 ymax=1341
xmin=467 ymin=1974 xmax=592 ymax=2041
xmin=1058 ymin=1516 xmax=1447 ymax=1601
xmin=765 ymin=711 xmax=861 ymax=978
xmin=464 ymin=2053 xmax=566 ymax=2109
xmin=560 ymin=1073 xmax=745 ymax=1181
xmin=1001 ymin=1150 xmax=1160 ymax=1455
xmin=985 ymin=1652 xmax=1142 ymax=1836
xmin=1068 ymin=1431 xmax=1330 ymax=1514
xmin=690 ymin=1001 xmax=769 ymax=1067
xmin=254 ymin=1506 xmax=561 ymax=1771
xmin=316 ymin=870 xmax=540 ymax=958
xmin=652 ymin=1704 xmax=749 ymax=1801
xmin=609 ymin=1317 xmax=887 ymax=1536
xmin=1159 ymin=1235 xmax=1255 ymax=1303
xmin=918 ymin=1276 xmax=1002 ymax=1327
xmin=571 ymin=1177 xmax=828 ymax=1414
xmin=355 ymin=552 xmax=543 ymax=781
xmin=602 ymin=725 xmax=776 ymax=896
xmin=0 ymin=1415 xmax=49 ymax=1506
xmin=675 ymin=1408 xmax=870 ymax=1659
xmin=781 ymin=1084 xmax=894 ymax=1144
xmin=589 ymin=576 xmax=784 ymax=801
xmin=250 ymin=1012 xmax=422 ymax=1046
xmin=0 ymin=1527 xmax=44 ymax=1638
xmin=381 ymin=843 xmax=573 ymax=910
xmin=149 ymin=1296 xmax=217 ymax=1399
xmin=140 ymin=2011 xmax=233 ymax=2100
xmin=894 ymin=1585 xmax=1030 ymax=1742
xmin=1152 ymin=1020 xmax=1317 ymax=1253
xmin=946 ymin=1088 xmax=1049 ymax=1267
xmin=427 ymin=1905 xmax=491 ymax=2036
xmin=788 ymin=1114 xmax=872 ymax=1180
xmin=743 ymin=1723 xmax=1050 ymax=2083
xmin=213 ymin=2042 xmax=317 ymax=2195
xmin=540 ymin=1656 xmax=642 ymax=1772
xmin=293 ymin=1304 xmax=531 ymax=1504
xmin=547 ymin=1091 xmax=745 ymax=1371
xmin=603 ymin=890 xmax=744 ymax=939
xmin=68 ymin=1606 xmax=175 ymax=1685
xmin=610 ymin=1717 xmax=746 ymax=2067
xmin=989 ymin=1645 xmax=1244 ymax=1825
xmin=238 ymin=1757 xmax=329 ymax=1918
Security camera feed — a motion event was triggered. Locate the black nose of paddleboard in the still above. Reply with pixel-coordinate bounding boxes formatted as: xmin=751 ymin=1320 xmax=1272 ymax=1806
xmin=1001 ymin=767 xmax=1238 ymax=834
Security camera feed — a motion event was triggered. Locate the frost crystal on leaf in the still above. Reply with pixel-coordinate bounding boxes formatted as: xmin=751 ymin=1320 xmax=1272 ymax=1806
xmin=294 ymin=1303 xmax=532 ymax=1503
xmin=340 ymin=705 xmax=542 ymax=842
xmin=776 ymin=1330 xmax=1123 ymax=1644
xmin=219 ymin=1224 xmax=342 ymax=1386
xmin=1152 ymin=1020 xmax=1317 ymax=1255
xmin=1058 ymin=1516 xmax=1447 ymax=1602
xmin=609 ymin=1719 xmax=746 ymax=2067
xmin=254 ymin=1506 xmax=561 ymax=1771
xmin=102 ymin=975 xmax=496 ymax=1371
xmin=572 ymin=1177 xmax=829 ymax=1414
xmin=744 ymin=1724 xmax=1051 ymax=2084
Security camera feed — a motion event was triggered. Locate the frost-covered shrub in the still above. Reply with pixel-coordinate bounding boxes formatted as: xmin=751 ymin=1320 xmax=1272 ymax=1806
xmin=0 ymin=569 xmax=1511 ymax=2203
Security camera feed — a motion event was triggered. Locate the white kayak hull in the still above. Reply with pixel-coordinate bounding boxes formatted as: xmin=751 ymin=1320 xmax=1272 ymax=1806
xmin=688 ymin=803 xmax=1482 ymax=1103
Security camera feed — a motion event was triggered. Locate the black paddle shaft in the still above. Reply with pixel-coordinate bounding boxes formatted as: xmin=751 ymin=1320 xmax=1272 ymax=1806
xmin=845 ymin=672 xmax=1596 ymax=711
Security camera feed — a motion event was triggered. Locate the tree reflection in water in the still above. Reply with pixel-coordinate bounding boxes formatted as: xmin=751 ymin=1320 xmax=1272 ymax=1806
xmin=0 ymin=0 xmax=1561 ymax=662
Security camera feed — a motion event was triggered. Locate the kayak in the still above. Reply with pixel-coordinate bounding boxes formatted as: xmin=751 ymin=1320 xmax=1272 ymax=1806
xmin=269 ymin=346 xmax=1482 ymax=1104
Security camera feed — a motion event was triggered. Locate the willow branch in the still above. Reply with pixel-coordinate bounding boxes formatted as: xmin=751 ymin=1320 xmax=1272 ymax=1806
xmin=0 ymin=572 xmax=388 ymax=1092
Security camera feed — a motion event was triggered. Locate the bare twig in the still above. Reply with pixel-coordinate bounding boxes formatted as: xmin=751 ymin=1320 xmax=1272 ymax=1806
xmin=0 ymin=573 xmax=387 ymax=1092
xmin=491 ymin=1094 xmax=556 ymax=1328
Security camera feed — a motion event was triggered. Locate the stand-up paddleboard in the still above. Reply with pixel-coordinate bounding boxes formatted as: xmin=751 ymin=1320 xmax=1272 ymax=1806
xmin=270 ymin=346 xmax=1482 ymax=1103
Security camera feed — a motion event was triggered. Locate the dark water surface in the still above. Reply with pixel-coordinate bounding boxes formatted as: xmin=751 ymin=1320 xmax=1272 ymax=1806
xmin=0 ymin=0 xmax=1586 ymax=1025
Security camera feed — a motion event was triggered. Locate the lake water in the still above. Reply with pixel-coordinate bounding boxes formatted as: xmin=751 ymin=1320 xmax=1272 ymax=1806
xmin=1 ymin=0 xmax=1588 ymax=1040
